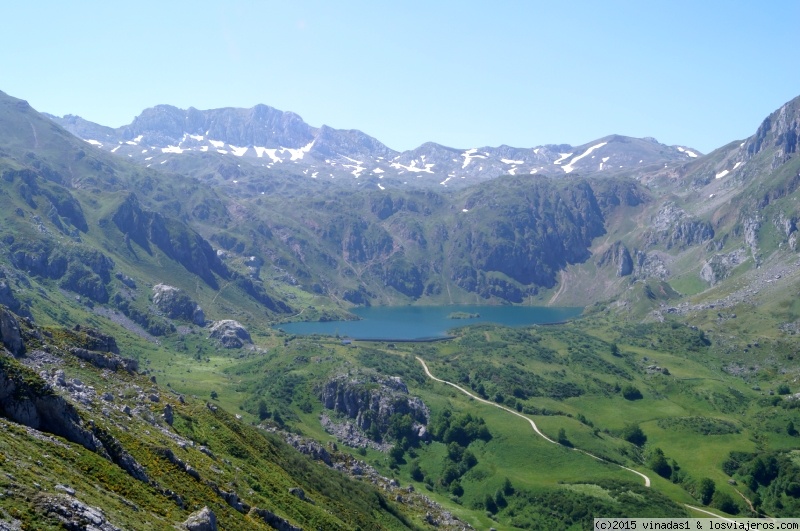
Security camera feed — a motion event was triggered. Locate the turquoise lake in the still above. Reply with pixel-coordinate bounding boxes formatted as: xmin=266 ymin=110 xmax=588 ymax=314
xmin=277 ymin=305 xmax=583 ymax=341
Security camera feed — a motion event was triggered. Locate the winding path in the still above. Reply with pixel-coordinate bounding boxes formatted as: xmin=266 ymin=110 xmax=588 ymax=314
xmin=415 ymin=356 xmax=651 ymax=487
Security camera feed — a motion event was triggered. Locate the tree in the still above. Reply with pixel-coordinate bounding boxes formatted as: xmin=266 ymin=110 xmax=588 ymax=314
xmin=494 ymin=489 xmax=507 ymax=508
xmin=788 ymin=421 xmax=798 ymax=436
xmin=621 ymin=423 xmax=647 ymax=446
xmin=484 ymin=494 xmax=498 ymax=514
xmin=712 ymin=491 xmax=739 ymax=514
xmin=557 ymin=428 xmax=572 ymax=447
xmin=622 ymin=385 xmax=643 ymax=400
xmin=647 ymin=448 xmax=672 ymax=478
xmin=502 ymin=477 xmax=515 ymax=496
xmin=410 ymin=460 xmax=424 ymax=482
xmin=210 ymin=390 xmax=218 ymax=400
xmin=257 ymin=399 xmax=270 ymax=421
xmin=698 ymin=478 xmax=716 ymax=505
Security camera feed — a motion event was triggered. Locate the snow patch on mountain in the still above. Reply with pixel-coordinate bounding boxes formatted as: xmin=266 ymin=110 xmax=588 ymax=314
xmin=162 ymin=145 xmax=185 ymax=154
xmin=677 ymin=146 xmax=698 ymax=158
xmin=230 ymin=145 xmax=249 ymax=157
xmin=501 ymin=158 xmax=524 ymax=164
xmin=562 ymin=142 xmax=607 ymax=174
xmin=461 ymin=148 xmax=486 ymax=169
xmin=554 ymin=152 xmax=573 ymax=165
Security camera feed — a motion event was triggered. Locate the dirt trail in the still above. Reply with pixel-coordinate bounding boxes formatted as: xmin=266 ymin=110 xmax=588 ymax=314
xmin=415 ymin=356 xmax=651 ymax=487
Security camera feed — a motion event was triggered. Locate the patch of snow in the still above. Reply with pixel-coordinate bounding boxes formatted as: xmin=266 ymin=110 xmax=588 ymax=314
xmin=733 ymin=161 xmax=743 ymax=170
xmin=440 ymin=176 xmax=453 ymax=186
xmin=160 ymin=160 xmax=167 ymax=165
xmin=533 ymin=148 xmax=540 ymax=154
xmin=162 ymin=145 xmax=184 ymax=154
xmin=501 ymin=158 xmax=524 ymax=164
xmin=709 ymin=194 xmax=715 ymax=198
xmin=188 ymin=134 xmax=204 ymax=141
xmin=145 ymin=156 xmax=153 ymax=161
xmin=554 ymin=152 xmax=573 ymax=165
xmin=141 ymin=149 xmax=148 ymax=153
xmin=461 ymin=148 xmax=487 ymax=169
xmin=85 ymin=139 xmax=102 ymax=146
xmin=280 ymin=140 xmax=314 ymax=161
xmin=715 ymin=169 xmax=729 ymax=179
xmin=125 ymin=135 xmax=143 ymax=146
xmin=462 ymin=208 xmax=469 ymax=212
xmin=390 ymin=160 xmax=435 ymax=174
xmin=562 ymin=142 xmax=607 ymax=173
xmin=530 ymin=169 xmax=538 ymax=174
xmin=677 ymin=146 xmax=698 ymax=158
xmin=373 ymin=168 xmax=385 ymax=174
xmin=111 ymin=145 xmax=120 ymax=153
xmin=217 ymin=149 xmax=228 ymax=154
xmin=508 ymin=168 xmax=517 ymax=175
xmin=639 ymin=160 xmax=643 ymax=163
xmin=199 ymin=146 xmax=208 ymax=152
xmin=740 ymin=142 xmax=745 ymax=147
xmin=209 ymin=140 xmax=225 ymax=148
xmin=378 ymin=183 xmax=385 ymax=190
xmin=254 ymin=147 xmax=281 ymax=163
xmin=230 ymin=145 xmax=248 ymax=157
xmin=311 ymin=171 xmax=318 ymax=178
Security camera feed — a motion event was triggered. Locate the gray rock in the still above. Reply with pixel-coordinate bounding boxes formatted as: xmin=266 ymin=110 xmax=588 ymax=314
xmin=163 ymin=403 xmax=174 ymax=425
xmin=208 ymin=320 xmax=251 ymax=348
xmin=0 ymin=306 xmax=24 ymax=356
xmin=152 ymin=284 xmax=206 ymax=325
xmin=182 ymin=506 xmax=217 ymax=531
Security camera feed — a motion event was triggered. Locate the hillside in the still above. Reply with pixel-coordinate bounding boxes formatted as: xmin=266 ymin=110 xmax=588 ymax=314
xmin=1 ymin=88 xmax=800 ymax=527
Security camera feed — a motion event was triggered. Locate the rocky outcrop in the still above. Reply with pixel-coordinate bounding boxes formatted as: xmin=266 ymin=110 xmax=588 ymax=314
xmin=0 ymin=356 xmax=106 ymax=456
xmin=9 ymin=241 xmax=115 ymax=303
xmin=112 ymin=193 xmax=229 ymax=289
xmin=700 ymin=249 xmax=747 ymax=285
xmin=644 ymin=203 xmax=714 ymax=250
xmin=208 ymin=320 xmax=251 ymax=348
xmin=596 ymin=241 xmax=633 ymax=277
xmin=742 ymin=215 xmax=761 ymax=262
xmin=0 ymin=306 xmax=24 ymax=356
xmin=36 ymin=493 xmax=122 ymax=531
xmin=152 ymin=284 xmax=205 ymax=325
xmin=320 ymin=374 xmax=429 ymax=438
xmin=69 ymin=347 xmax=138 ymax=373
xmin=181 ymin=506 xmax=217 ymax=531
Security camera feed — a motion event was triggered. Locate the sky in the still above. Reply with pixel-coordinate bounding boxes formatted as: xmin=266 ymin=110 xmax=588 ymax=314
xmin=1 ymin=1 xmax=799 ymax=154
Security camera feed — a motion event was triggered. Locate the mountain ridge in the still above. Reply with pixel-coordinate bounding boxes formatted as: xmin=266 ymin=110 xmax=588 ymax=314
xmin=46 ymin=102 xmax=703 ymax=189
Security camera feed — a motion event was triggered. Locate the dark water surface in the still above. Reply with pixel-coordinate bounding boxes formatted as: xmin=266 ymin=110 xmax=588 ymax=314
xmin=277 ymin=305 xmax=583 ymax=341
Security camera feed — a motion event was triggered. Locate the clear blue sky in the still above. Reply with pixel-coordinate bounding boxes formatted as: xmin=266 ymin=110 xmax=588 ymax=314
xmin=2 ymin=1 xmax=798 ymax=154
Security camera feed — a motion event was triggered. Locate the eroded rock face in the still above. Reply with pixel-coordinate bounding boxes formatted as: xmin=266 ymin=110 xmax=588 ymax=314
xmin=596 ymin=241 xmax=633 ymax=277
xmin=36 ymin=494 xmax=122 ymax=531
xmin=644 ymin=203 xmax=714 ymax=250
xmin=152 ymin=284 xmax=205 ymax=325
xmin=320 ymin=374 xmax=429 ymax=436
xmin=700 ymin=249 xmax=747 ymax=285
xmin=208 ymin=320 xmax=251 ymax=348
xmin=0 ymin=306 xmax=24 ymax=356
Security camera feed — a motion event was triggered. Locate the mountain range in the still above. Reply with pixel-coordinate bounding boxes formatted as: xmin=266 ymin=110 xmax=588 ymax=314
xmin=47 ymin=104 xmax=702 ymax=189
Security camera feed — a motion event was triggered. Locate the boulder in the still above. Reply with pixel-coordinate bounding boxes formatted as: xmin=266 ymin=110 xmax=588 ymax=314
xmin=208 ymin=320 xmax=251 ymax=349
xmin=182 ymin=506 xmax=217 ymax=531
xmin=152 ymin=284 xmax=205 ymax=325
